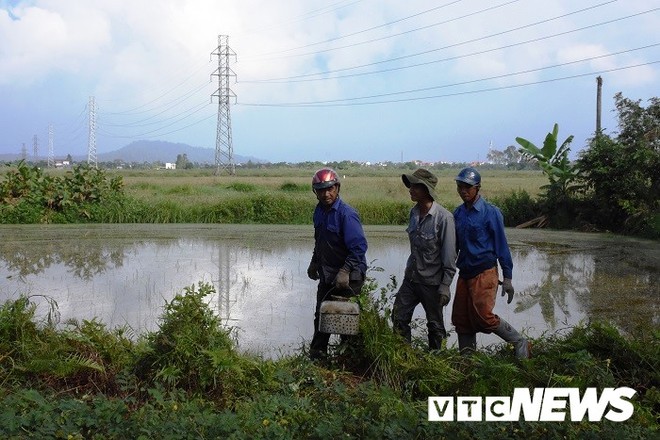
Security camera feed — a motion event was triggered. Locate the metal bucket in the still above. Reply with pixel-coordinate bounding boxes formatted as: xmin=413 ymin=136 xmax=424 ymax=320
xmin=318 ymin=299 xmax=360 ymax=335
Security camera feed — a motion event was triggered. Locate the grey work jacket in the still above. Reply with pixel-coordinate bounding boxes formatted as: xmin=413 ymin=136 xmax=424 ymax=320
xmin=405 ymin=202 xmax=457 ymax=286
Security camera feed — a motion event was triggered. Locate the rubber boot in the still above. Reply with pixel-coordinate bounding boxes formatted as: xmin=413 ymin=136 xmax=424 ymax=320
xmin=457 ymin=333 xmax=477 ymax=356
xmin=493 ymin=320 xmax=530 ymax=359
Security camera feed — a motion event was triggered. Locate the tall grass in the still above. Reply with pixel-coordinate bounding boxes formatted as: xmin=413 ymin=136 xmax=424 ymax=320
xmin=0 ymin=166 xmax=549 ymax=225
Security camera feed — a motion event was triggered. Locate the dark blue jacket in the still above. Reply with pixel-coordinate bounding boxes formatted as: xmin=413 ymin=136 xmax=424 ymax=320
xmin=312 ymin=197 xmax=368 ymax=284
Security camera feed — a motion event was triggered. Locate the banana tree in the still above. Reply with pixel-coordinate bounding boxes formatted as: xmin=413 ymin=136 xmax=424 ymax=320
xmin=516 ymin=123 xmax=579 ymax=198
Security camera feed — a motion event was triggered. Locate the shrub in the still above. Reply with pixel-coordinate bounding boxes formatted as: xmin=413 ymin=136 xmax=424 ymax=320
xmin=0 ymin=162 xmax=126 ymax=224
xmin=491 ymin=190 xmax=541 ymax=227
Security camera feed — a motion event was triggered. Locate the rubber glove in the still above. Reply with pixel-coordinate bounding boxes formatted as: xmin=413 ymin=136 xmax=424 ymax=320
xmin=335 ymin=268 xmax=350 ymax=290
xmin=501 ymin=278 xmax=515 ymax=304
xmin=438 ymin=284 xmax=451 ymax=307
xmin=307 ymin=260 xmax=319 ymax=280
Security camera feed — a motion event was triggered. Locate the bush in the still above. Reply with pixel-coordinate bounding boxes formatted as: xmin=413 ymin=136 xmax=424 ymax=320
xmin=0 ymin=162 xmax=127 ymax=224
xmin=490 ymin=190 xmax=540 ymax=227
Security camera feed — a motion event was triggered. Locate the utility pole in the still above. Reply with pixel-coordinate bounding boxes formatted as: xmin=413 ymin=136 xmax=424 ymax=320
xmin=33 ymin=135 xmax=38 ymax=164
xmin=211 ymin=35 xmax=237 ymax=176
xmin=48 ymin=124 xmax=54 ymax=167
xmin=87 ymin=96 xmax=97 ymax=168
xmin=596 ymin=76 xmax=603 ymax=133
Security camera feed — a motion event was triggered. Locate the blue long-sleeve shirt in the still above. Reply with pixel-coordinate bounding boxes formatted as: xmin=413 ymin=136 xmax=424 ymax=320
xmin=453 ymin=196 xmax=513 ymax=280
xmin=312 ymin=197 xmax=368 ymax=284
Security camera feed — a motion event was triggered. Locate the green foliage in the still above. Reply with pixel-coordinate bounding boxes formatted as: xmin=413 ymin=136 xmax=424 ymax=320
xmin=226 ymin=182 xmax=257 ymax=192
xmin=578 ymin=93 xmax=660 ymax=238
xmin=279 ymin=181 xmax=308 ymax=192
xmin=205 ymin=194 xmax=314 ymax=224
xmin=516 ymin=123 xmax=580 ymax=213
xmin=352 ymin=200 xmax=410 ymax=225
xmin=0 ymin=162 xmax=126 ymax=223
xmin=0 ymin=283 xmax=658 ymax=438
xmin=136 ymin=282 xmax=238 ymax=392
xmin=0 ymin=296 xmax=134 ymax=390
xmin=490 ymin=189 xmax=540 ymax=227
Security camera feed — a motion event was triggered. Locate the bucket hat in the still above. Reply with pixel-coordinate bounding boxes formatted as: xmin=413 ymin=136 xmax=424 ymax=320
xmin=402 ymin=168 xmax=438 ymax=201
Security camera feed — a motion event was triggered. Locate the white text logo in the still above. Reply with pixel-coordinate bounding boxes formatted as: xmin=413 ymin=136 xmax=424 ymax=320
xmin=428 ymin=387 xmax=636 ymax=422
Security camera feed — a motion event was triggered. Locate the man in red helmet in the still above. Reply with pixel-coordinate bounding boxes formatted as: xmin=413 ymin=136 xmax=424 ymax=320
xmin=306 ymin=168 xmax=368 ymax=360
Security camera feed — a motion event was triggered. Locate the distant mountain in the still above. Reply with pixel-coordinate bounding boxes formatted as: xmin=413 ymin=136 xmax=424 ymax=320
xmin=98 ymin=140 xmax=265 ymax=164
xmin=0 ymin=140 xmax=266 ymax=164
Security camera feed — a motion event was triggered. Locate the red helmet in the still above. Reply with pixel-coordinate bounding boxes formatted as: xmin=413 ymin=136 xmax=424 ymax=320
xmin=312 ymin=168 xmax=340 ymax=190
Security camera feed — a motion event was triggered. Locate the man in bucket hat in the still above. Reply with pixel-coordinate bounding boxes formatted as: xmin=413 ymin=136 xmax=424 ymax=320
xmin=393 ymin=168 xmax=457 ymax=351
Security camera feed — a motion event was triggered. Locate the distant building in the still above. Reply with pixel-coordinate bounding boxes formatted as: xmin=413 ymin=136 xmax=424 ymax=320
xmin=165 ymin=163 xmax=176 ymax=170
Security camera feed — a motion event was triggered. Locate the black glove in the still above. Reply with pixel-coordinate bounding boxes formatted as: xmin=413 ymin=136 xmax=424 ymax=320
xmin=501 ymin=278 xmax=515 ymax=304
xmin=438 ymin=284 xmax=451 ymax=307
xmin=307 ymin=260 xmax=319 ymax=280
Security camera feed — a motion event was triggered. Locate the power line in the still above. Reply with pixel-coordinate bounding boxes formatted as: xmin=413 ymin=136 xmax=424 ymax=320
xmin=238 ymin=60 xmax=659 ymax=107
xmin=244 ymin=0 xmax=465 ymax=58
xmin=240 ymin=0 xmax=618 ymax=65
xmin=242 ymin=9 xmax=658 ymax=84
xmin=98 ymin=59 xmax=210 ymax=114
xmin=98 ymin=104 xmax=213 ymax=139
xmin=237 ymin=0 xmax=365 ymax=37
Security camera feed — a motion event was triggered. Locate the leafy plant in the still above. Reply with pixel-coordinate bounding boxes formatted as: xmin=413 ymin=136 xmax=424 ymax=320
xmin=0 ymin=162 xmax=126 ymax=223
xmin=136 ymin=282 xmax=245 ymax=394
xmin=516 ymin=123 xmax=579 ymax=200
xmin=515 ymin=124 xmax=581 ymax=227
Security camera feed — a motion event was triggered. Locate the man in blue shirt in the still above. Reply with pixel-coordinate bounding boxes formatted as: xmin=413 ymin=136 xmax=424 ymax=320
xmin=452 ymin=167 xmax=530 ymax=359
xmin=306 ymin=168 xmax=368 ymax=360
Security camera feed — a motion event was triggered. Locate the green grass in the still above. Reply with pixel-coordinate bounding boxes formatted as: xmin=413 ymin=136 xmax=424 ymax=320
xmin=0 ymin=165 xmax=548 ymax=225
xmin=0 ymin=280 xmax=658 ymax=439
xmin=114 ymin=168 xmax=546 ymax=209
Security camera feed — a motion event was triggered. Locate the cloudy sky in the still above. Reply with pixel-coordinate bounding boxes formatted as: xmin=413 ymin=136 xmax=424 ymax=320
xmin=1 ymin=0 xmax=658 ymax=163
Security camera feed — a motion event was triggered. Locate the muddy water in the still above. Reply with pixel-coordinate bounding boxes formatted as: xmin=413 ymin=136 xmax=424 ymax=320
xmin=0 ymin=224 xmax=657 ymax=358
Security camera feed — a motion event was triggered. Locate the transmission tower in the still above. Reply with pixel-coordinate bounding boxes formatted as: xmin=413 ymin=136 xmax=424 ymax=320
xmin=32 ymin=135 xmax=38 ymax=163
xmin=211 ymin=35 xmax=237 ymax=176
xmin=48 ymin=124 xmax=55 ymax=167
xmin=87 ymin=96 xmax=97 ymax=168
xmin=21 ymin=143 xmax=27 ymax=161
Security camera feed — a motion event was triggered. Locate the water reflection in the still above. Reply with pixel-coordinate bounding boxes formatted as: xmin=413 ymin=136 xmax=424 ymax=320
xmin=0 ymin=225 xmax=657 ymax=358
xmin=0 ymin=239 xmax=128 ymax=280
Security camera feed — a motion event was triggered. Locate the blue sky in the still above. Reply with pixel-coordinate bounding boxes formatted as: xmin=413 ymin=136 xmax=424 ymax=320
xmin=0 ymin=0 xmax=658 ymax=163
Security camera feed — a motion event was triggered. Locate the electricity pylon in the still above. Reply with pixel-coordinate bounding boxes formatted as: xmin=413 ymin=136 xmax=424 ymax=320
xmin=87 ymin=96 xmax=97 ymax=168
xmin=32 ymin=135 xmax=38 ymax=163
xmin=211 ymin=35 xmax=236 ymax=176
xmin=48 ymin=124 xmax=54 ymax=167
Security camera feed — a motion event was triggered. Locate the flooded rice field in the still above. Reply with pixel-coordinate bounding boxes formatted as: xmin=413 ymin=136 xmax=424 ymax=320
xmin=0 ymin=224 xmax=657 ymax=358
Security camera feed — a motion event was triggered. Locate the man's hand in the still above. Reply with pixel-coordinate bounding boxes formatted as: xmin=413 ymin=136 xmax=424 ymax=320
xmin=307 ymin=261 xmax=319 ymax=280
xmin=335 ymin=268 xmax=350 ymax=290
xmin=501 ymin=278 xmax=515 ymax=304
xmin=438 ymin=284 xmax=451 ymax=307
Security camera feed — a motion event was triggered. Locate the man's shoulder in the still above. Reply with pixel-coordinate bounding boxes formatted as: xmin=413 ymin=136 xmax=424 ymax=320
xmin=336 ymin=198 xmax=360 ymax=216
xmin=480 ymin=198 xmax=502 ymax=214
xmin=432 ymin=202 xmax=453 ymax=218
